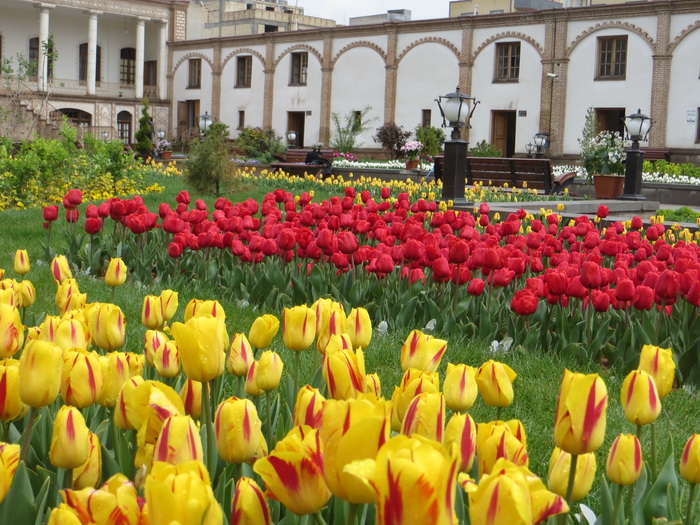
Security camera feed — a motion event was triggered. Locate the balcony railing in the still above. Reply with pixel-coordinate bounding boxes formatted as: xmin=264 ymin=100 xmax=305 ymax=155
xmin=0 ymin=76 xmax=161 ymax=100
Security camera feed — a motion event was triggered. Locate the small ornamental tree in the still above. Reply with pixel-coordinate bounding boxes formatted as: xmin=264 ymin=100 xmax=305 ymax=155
xmin=415 ymin=125 xmax=446 ymax=157
xmin=134 ymin=99 xmax=154 ymax=158
xmin=373 ymin=122 xmax=411 ymax=160
xmin=185 ymin=121 xmax=234 ymax=197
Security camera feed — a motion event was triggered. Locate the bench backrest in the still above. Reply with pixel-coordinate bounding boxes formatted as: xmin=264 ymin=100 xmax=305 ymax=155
xmin=466 ymin=157 xmax=552 ymax=193
xmin=283 ymin=149 xmax=334 ymax=164
xmin=640 ymin=148 xmax=671 ymax=162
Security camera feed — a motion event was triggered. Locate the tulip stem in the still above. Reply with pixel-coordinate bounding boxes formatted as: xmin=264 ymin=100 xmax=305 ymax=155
xmin=202 ymin=381 xmax=217 ymax=477
xmin=611 ymin=484 xmax=624 ymax=525
xmin=294 ymin=351 xmax=301 ymax=396
xmin=557 ymin=453 xmax=579 ymax=525
xmin=20 ymin=406 xmax=38 ymax=462
xmin=347 ymin=503 xmax=359 ymax=525
xmin=496 ymin=407 xmax=502 ymax=421
xmin=311 ymin=511 xmax=327 ymax=525
xmin=63 ymin=468 xmax=73 ymax=490
xmin=265 ymin=391 xmax=273 ymax=446
xmin=237 ymin=375 xmax=245 ymax=399
xmin=651 ymin=423 xmax=658 ymax=481
xmin=686 ymin=483 xmax=697 ymax=525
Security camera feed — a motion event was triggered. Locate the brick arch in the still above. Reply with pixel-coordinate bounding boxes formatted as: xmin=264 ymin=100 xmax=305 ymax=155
xmin=173 ymin=52 xmax=215 ymax=74
xmin=331 ymin=41 xmax=387 ymax=67
xmin=221 ymin=48 xmax=266 ymax=69
xmin=669 ymin=21 xmax=700 ymax=54
xmin=565 ymin=21 xmax=655 ymax=58
xmin=396 ymin=37 xmax=460 ymax=65
xmin=472 ymin=32 xmax=544 ymax=62
xmin=273 ymin=44 xmax=322 ymax=69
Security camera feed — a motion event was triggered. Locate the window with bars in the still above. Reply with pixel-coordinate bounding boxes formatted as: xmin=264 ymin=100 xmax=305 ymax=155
xmin=188 ymin=58 xmax=202 ymax=89
xmin=494 ymin=42 xmax=520 ymax=82
xmin=290 ymin=52 xmax=308 ymax=85
xmin=236 ymin=56 xmax=252 ymax=88
xmin=422 ymin=109 xmax=432 ymax=128
xmin=78 ymin=43 xmax=101 ymax=84
xmin=238 ymin=110 xmax=245 ymax=130
xmin=120 ymin=48 xmax=136 ymax=85
xmin=29 ymin=37 xmax=54 ymax=79
xmin=597 ymin=36 xmax=627 ymax=80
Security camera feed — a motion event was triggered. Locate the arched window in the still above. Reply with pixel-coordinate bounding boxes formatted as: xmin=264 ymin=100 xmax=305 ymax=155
xmin=120 ymin=47 xmax=136 ymax=85
xmin=117 ymin=111 xmax=132 ymax=144
xmin=78 ymin=43 xmax=102 ymax=84
xmin=56 ymin=108 xmax=91 ymax=128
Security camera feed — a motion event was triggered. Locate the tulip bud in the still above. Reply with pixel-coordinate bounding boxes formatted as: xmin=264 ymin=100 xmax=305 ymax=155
xmin=547 ymin=447 xmax=596 ymax=501
xmin=54 ymin=317 xmax=90 ymax=353
xmin=160 ymin=290 xmax=179 ymax=322
xmin=293 ymin=385 xmax=325 ymax=428
xmin=248 ymin=314 xmax=279 ymax=350
xmin=227 ymin=333 xmax=253 ymax=377
xmin=105 ymin=258 xmax=127 ymax=288
xmin=638 ymin=345 xmax=675 ymax=398
xmin=154 ymin=340 xmax=181 ymax=379
xmin=606 ymin=434 xmax=643 ymax=486
xmin=215 ymin=397 xmax=263 ymax=464
xmin=282 ymin=305 xmax=316 ymax=352
xmin=153 ymin=415 xmax=203 ymax=466
xmin=401 ymin=392 xmax=445 ymax=443
xmin=61 ymin=349 xmax=103 ymax=408
xmin=72 ymin=431 xmax=102 ymax=489
xmin=364 ymin=373 xmax=381 ymax=397
xmin=19 ymin=340 xmax=63 ymax=407
xmin=143 ymin=330 xmax=168 ymax=368
xmin=400 ymin=330 xmax=447 ymax=372
xmin=476 ymin=360 xmax=517 ymax=408
xmin=54 ymin=279 xmax=80 ymax=311
xmin=86 ymin=303 xmax=126 ymax=352
xmin=183 ymin=298 xmax=225 ymax=322
xmin=345 ymin=307 xmax=372 ymax=350
xmin=0 ymin=361 xmax=26 ymax=422
xmin=680 ymin=434 xmax=700 ymax=483
xmin=13 ymin=250 xmax=30 ymax=276
xmin=97 ymin=352 xmax=130 ymax=408
xmin=231 ymin=477 xmax=272 ymax=525
xmin=620 ymin=369 xmax=660 ymax=426
xmin=445 ymin=412 xmax=476 ymax=473
xmin=180 ymin=379 xmax=202 ymax=419
xmin=323 ymin=348 xmax=365 ymax=400
xmin=125 ymin=352 xmax=144 ymax=377
xmin=245 ymin=361 xmax=261 ymax=397
xmin=171 ymin=315 xmax=226 ymax=383
xmin=16 ymin=280 xmax=36 ymax=309
xmin=0 ymin=304 xmax=24 ymax=358
xmin=142 ymin=296 xmax=165 ymax=330
xmin=114 ymin=376 xmax=145 ymax=430
xmin=51 ymin=255 xmax=73 ymax=283
xmin=443 ymin=363 xmax=478 ymax=412
xmin=477 ymin=421 xmax=529 ymax=476
xmin=50 ymin=405 xmax=90 ymax=469
xmin=256 ymin=351 xmax=283 ymax=392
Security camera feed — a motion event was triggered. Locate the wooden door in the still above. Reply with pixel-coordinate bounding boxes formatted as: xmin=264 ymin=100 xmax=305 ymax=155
xmin=286 ymin=112 xmax=305 ymax=148
xmin=491 ymin=111 xmax=516 ymax=157
xmin=177 ymin=101 xmax=188 ymax=139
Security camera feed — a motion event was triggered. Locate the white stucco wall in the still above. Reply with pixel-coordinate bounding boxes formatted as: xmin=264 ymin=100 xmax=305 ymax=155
xmin=219 ymin=48 xmax=267 ymax=136
xmin=172 ymin=51 xmax=215 ymax=115
xmin=666 ymin=29 xmax=700 ymax=149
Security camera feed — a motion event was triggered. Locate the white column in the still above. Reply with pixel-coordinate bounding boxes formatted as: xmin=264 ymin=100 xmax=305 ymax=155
xmin=87 ymin=11 xmax=100 ymax=95
xmin=135 ymin=18 xmax=146 ymax=99
xmin=37 ymin=5 xmax=52 ymax=91
xmin=158 ymin=20 xmax=168 ymax=100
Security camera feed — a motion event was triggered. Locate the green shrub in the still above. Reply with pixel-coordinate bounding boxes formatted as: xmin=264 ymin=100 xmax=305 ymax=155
xmin=373 ymin=122 xmax=411 ymax=160
xmin=185 ymin=122 xmax=235 ymax=197
xmin=643 ymin=160 xmax=700 ymax=179
xmin=135 ymin=99 xmax=153 ymax=157
xmin=469 ymin=140 xmax=502 ymax=157
xmin=656 ymin=207 xmax=700 ymax=222
xmin=330 ymin=106 xmax=377 ymax=153
xmin=415 ymin=125 xmax=446 ymax=157
xmin=234 ymin=127 xmax=286 ymax=163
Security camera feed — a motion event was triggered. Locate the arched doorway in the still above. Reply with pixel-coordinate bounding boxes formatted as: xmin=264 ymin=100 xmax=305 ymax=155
xmin=56 ymin=108 xmax=92 ymax=129
xmin=117 ymin=111 xmax=132 ymax=144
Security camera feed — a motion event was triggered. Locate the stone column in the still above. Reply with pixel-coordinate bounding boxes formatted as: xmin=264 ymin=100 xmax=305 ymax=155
xmin=263 ymin=37 xmax=275 ymax=130
xmin=649 ymin=6 xmax=671 ymax=148
xmin=135 ymin=18 xmax=146 ymax=99
xmin=37 ymin=4 xmax=53 ymax=92
xmin=87 ymin=11 xmax=100 ymax=96
xmin=158 ymin=20 xmax=168 ymax=100
xmin=319 ymin=31 xmax=333 ymax=145
xmin=540 ymin=16 xmax=568 ymax=157
xmin=211 ymin=46 xmax=222 ymax=121
xmin=384 ymin=27 xmax=398 ymax=124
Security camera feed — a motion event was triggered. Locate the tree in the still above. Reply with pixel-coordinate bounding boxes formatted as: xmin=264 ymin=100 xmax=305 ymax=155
xmin=134 ymin=99 xmax=154 ymax=157
xmin=330 ymin=106 xmax=377 ymax=153
xmin=415 ymin=125 xmax=446 ymax=157
xmin=185 ymin=121 xmax=234 ymax=197
xmin=373 ymin=122 xmax=411 ymax=160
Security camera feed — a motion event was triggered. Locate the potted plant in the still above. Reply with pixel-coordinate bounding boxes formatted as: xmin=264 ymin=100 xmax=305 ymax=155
xmin=400 ymin=140 xmax=424 ymax=170
xmin=579 ymin=130 xmax=626 ymax=199
xmin=156 ymin=138 xmax=173 ymax=160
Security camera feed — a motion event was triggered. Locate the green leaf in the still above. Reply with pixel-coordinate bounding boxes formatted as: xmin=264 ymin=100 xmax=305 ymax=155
xmin=642 ymin=445 xmax=679 ymax=523
xmin=0 ymin=462 xmax=38 ymax=525
xmin=595 ymin=476 xmax=614 ymax=525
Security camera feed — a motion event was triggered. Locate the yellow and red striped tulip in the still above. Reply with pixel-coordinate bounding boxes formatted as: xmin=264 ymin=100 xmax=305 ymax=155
xmin=548 ymin=447 xmax=597 ymax=501
xmin=58 ymin=473 xmax=143 ymax=524
xmin=55 ymin=317 xmax=90 ymax=353
xmin=256 ymin=350 xmax=283 ymax=392
xmin=153 ymin=415 xmax=203 ymax=465
xmin=253 ymin=428 xmax=330 ymax=516
xmin=401 ymin=391 xmax=445 ymax=443
xmin=680 ymin=434 xmax=700 ymax=483
xmin=476 ymin=360 xmax=517 ymax=408
xmin=445 ymin=412 xmax=477 ymax=473
xmin=0 ymin=442 xmax=20 ymax=502
xmin=468 ymin=458 xmax=569 ymax=525
xmin=0 ymin=304 xmax=23 ymax=358
xmin=61 ymin=349 xmax=103 ymax=408
xmin=248 ymin=314 xmax=279 ymax=350
xmin=86 ymin=303 xmax=126 ymax=352
xmin=294 ymin=385 xmax=325 ymax=428
xmin=105 ymin=258 xmax=127 ymax=288
xmin=114 ymin=376 xmax=145 ymax=431
xmin=344 ymin=434 xmax=458 ymax=525
xmin=323 ymin=333 xmax=353 ymax=356
xmin=319 ymin=396 xmax=391 ymax=503
xmin=553 ymin=369 xmax=608 ymax=455
xmin=477 ymin=421 xmax=529 ymax=476
xmin=145 ymin=461 xmax=223 ymax=525
xmin=13 ymin=250 xmax=30 ymax=276
xmin=184 ymin=298 xmax=225 ymax=322
xmin=215 ymin=397 xmax=263 ymax=464
xmin=125 ymin=352 xmax=144 ymax=377
xmin=97 ymin=352 xmax=130 ymax=408
xmin=48 ymin=504 xmax=82 ymax=524
xmin=227 ymin=333 xmax=254 ymax=377
xmin=17 ymin=280 xmax=35 ymax=309
xmin=245 ymin=361 xmax=261 ymax=397
xmin=50 ymin=405 xmax=90 ymax=469
xmin=0 ymin=285 xmax=16 ymax=308
xmin=142 ymin=295 xmax=165 ymax=330
xmin=282 ymin=305 xmax=317 ymax=351
xmin=37 ymin=315 xmax=60 ymax=343
xmin=154 ymin=340 xmax=181 ymax=379
xmin=171 ymin=315 xmax=226 ymax=383
xmin=180 ymin=378 xmax=202 ymax=419
xmin=345 ymin=307 xmax=372 ymax=350
xmin=0 ymin=360 xmax=26 ymax=422
xmin=312 ymin=298 xmax=345 ymax=335
xmin=444 ymin=362 xmax=478 ymax=412
xmin=231 ymin=477 xmax=271 ymax=525
xmin=51 ymin=255 xmax=73 ymax=283
xmin=160 ymin=290 xmax=179 ymax=322
xmin=18 ymin=339 xmax=63 ymax=407
xmin=621 ymin=369 xmax=661 ymax=426
xmin=606 ymin=434 xmax=643 ymax=486
xmin=316 ymin=304 xmax=346 ymax=354
xmin=72 ymin=431 xmax=102 ymax=489
xmin=390 ymin=369 xmax=440 ymax=431
xmin=638 ymin=344 xmax=675 ymax=399
xmin=129 ymin=380 xmax=185 ymax=444
xmin=322 ymin=347 xmax=365 ymax=400
xmin=54 ymin=279 xmax=79 ymax=310
xmin=144 ymin=330 xmax=168 ymax=368
xmin=59 ymin=292 xmax=86 ymax=316
xmin=400 ymin=329 xmax=447 ymax=372
xmin=364 ymin=373 xmax=381 ymax=397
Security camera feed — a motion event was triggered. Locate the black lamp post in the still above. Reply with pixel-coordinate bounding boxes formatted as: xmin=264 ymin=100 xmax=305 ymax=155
xmin=620 ymin=108 xmax=653 ymax=201
xmin=287 ymin=130 xmax=297 ymax=148
xmin=525 ymin=142 xmax=535 ymax=158
xmin=199 ymin=111 xmax=212 ymax=134
xmin=435 ymin=86 xmax=478 ymax=205
xmin=533 ymin=132 xmax=549 ymax=159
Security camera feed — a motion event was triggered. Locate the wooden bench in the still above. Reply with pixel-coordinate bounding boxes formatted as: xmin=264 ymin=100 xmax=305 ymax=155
xmin=270 ymin=149 xmax=334 ymax=177
xmin=432 ymin=156 xmax=576 ymax=194
xmin=640 ymin=148 xmax=671 ymax=162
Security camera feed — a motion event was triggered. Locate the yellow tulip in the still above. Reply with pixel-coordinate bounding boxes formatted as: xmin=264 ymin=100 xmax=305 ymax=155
xmin=154 ymin=340 xmax=180 ymax=379
xmin=215 ymin=397 xmax=263 ymax=464
xmin=96 ymin=352 xmax=130 ymax=408
xmin=606 ymin=434 xmax=643 ymax=486
xmin=390 ymin=369 xmax=440 ymax=431
xmin=55 ymin=317 xmax=91 ymax=353
xmin=171 ymin=315 xmax=226 ymax=383
xmin=143 ymin=330 xmax=168 ymax=368
xmin=227 ymin=333 xmax=253 ymax=377
xmin=142 ymin=295 xmax=165 ymax=330
xmin=0 ymin=360 xmax=26 ymax=422
xmin=105 ymin=258 xmax=127 ymax=288
xmin=72 ymin=431 xmax=102 ymax=489
xmin=0 ymin=303 xmax=23 ymax=358
xmin=476 ymin=360 xmax=517 ymax=408
xmin=114 ymin=376 xmax=145 ymax=431
xmin=130 ymin=380 xmax=185 ymax=444
xmin=401 ymin=392 xmax=445 ymax=443
xmin=61 ymin=349 xmax=103 ymax=408
xmin=315 ymin=303 xmax=346 ymax=354
xmin=257 ymin=350 xmax=283 ymax=392
xmin=638 ymin=345 xmax=675 ymax=398
xmin=153 ymin=415 xmax=203 ymax=465
xmin=680 ymin=434 xmax=700 ymax=483
xmin=13 ymin=250 xmax=30 ymax=275
xmin=0 ymin=443 xmax=20 ymax=502
xmin=125 ymin=352 xmax=144 ymax=377
xmin=620 ymin=369 xmax=660 ymax=426
xmin=293 ymin=385 xmax=325 ymax=428
xmin=183 ymin=298 xmax=225 ymax=322
xmin=180 ymin=378 xmax=202 ymax=419
xmin=86 ymin=303 xmax=126 ymax=352
xmin=477 ymin=421 xmax=529 ymax=476
xmin=323 ymin=333 xmax=354 ymax=356
xmin=282 ymin=305 xmax=316 ymax=351
xmin=231 ymin=477 xmax=272 ymax=525
xmin=18 ymin=339 xmax=63 ymax=407
xmin=17 ymin=280 xmax=35 ymax=309
xmin=160 ymin=290 xmax=179 ymax=322
xmin=245 ymin=361 xmax=261 ymax=397
xmin=445 ymin=412 xmax=477 ymax=473
xmin=248 ymin=314 xmax=279 ymax=350
xmin=56 ymin=473 xmax=143 ymax=523
xmin=364 ymin=373 xmax=381 ymax=397
xmin=51 ymin=255 xmax=73 ymax=283
xmin=400 ymin=329 xmax=447 ymax=372
xmin=322 ymin=348 xmax=365 ymax=400
xmin=48 ymin=505 xmax=83 ymax=525
xmin=443 ymin=362 xmax=478 ymax=412
xmin=345 ymin=307 xmax=372 ymax=350
xmin=50 ymin=405 xmax=90 ymax=469
xmin=548 ymin=447 xmax=596 ymax=501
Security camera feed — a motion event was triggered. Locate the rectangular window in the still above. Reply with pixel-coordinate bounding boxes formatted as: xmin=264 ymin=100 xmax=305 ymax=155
xmin=494 ymin=42 xmax=520 ymax=82
xmin=422 ymin=109 xmax=431 ymax=128
xmin=290 ymin=52 xmax=308 ymax=85
xmin=238 ymin=110 xmax=245 ymax=130
xmin=188 ymin=58 xmax=202 ymax=89
xmin=120 ymin=48 xmax=136 ymax=85
xmin=236 ymin=56 xmax=252 ymax=88
xmin=597 ymin=36 xmax=627 ymax=80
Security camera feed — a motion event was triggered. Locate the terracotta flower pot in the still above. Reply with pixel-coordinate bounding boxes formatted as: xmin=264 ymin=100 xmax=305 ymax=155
xmin=593 ymin=174 xmax=624 ymax=199
xmin=159 ymin=150 xmax=173 ymax=160
xmin=405 ymin=159 xmax=419 ymax=170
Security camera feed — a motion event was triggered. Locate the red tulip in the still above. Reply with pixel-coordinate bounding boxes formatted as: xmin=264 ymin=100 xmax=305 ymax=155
xmin=510 ymin=289 xmax=539 ymax=316
xmin=84 ymin=218 xmax=102 ymax=235
xmin=65 ymin=209 xmax=80 ymax=223
xmin=655 ymin=270 xmax=679 ymax=300
xmin=63 ymin=189 xmax=83 ymax=209
xmin=43 ymin=205 xmax=59 ymax=222
xmin=467 ymin=278 xmax=485 ymax=296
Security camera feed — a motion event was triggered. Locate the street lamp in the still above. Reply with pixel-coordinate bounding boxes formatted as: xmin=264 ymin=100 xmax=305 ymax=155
xmin=525 ymin=142 xmax=535 ymax=158
xmin=620 ymin=108 xmax=653 ymax=201
xmin=533 ymin=132 xmax=549 ymax=158
xmin=101 ymin=130 xmax=109 ymax=141
xmin=287 ymin=130 xmax=297 ymax=148
xmin=435 ymin=86 xmax=479 ymax=205
xmin=157 ymin=129 xmax=165 ymax=140
xmin=198 ymin=111 xmax=212 ymax=134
